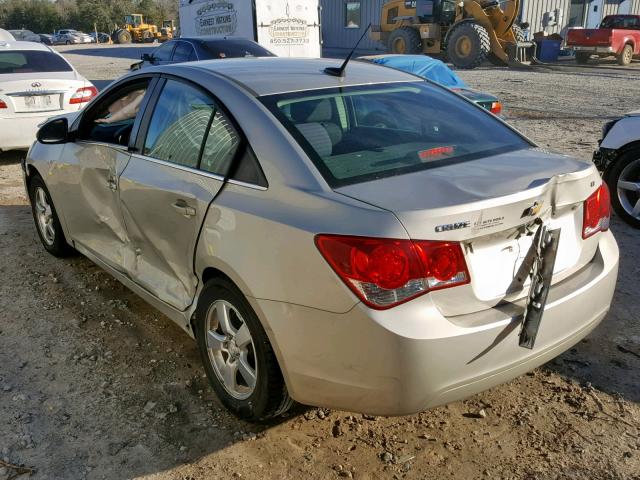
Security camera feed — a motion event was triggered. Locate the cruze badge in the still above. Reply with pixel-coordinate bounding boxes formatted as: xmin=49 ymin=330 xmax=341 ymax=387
xmin=435 ymin=221 xmax=470 ymax=233
xmin=521 ymin=201 xmax=544 ymax=218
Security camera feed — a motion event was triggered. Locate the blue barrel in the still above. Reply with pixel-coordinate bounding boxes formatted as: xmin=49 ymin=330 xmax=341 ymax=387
xmin=535 ymin=39 xmax=562 ymax=62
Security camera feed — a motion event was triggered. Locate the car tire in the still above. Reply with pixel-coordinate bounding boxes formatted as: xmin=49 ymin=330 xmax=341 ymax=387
xmin=387 ymin=27 xmax=422 ymax=55
xmin=604 ymin=149 xmax=640 ymax=229
xmin=28 ymin=174 xmax=75 ymax=257
xmin=445 ymin=21 xmax=491 ymax=69
xmin=617 ymin=44 xmax=633 ymax=66
xmin=195 ymin=277 xmax=293 ymax=421
xmin=575 ymin=52 xmax=591 ymax=64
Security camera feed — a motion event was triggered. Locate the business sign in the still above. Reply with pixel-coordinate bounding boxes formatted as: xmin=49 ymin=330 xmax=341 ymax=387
xmin=256 ymin=0 xmax=321 ymax=57
xmin=179 ymin=0 xmax=321 ymax=57
xmin=179 ymin=0 xmax=254 ymax=38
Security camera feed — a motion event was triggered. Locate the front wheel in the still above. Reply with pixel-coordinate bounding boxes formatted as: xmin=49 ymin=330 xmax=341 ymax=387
xmin=28 ymin=175 xmax=74 ymax=257
xmin=195 ymin=278 xmax=293 ymax=421
xmin=605 ymin=149 xmax=640 ymax=228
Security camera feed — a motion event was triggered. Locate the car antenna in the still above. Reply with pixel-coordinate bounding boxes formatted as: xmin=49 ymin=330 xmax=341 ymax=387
xmin=324 ymin=23 xmax=371 ymax=78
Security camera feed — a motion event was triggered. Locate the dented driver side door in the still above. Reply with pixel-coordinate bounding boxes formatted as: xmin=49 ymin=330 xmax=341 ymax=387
xmin=55 ymin=76 xmax=157 ymax=273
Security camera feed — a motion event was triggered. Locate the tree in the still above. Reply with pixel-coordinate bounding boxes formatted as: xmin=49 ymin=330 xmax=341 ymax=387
xmin=0 ymin=0 xmax=62 ymax=32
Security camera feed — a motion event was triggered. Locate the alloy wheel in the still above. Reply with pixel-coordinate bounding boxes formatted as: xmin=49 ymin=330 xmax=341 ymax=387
xmin=205 ymin=300 xmax=257 ymax=399
xmin=34 ymin=187 xmax=55 ymax=245
xmin=617 ymin=158 xmax=640 ymax=221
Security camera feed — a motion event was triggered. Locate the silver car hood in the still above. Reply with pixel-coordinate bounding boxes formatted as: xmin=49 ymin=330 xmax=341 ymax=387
xmin=335 ymin=148 xmax=600 ymax=241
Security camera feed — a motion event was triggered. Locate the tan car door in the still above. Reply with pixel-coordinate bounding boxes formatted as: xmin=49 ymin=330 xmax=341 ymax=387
xmin=118 ymin=78 xmax=242 ymax=311
xmin=54 ymin=77 xmax=156 ymax=272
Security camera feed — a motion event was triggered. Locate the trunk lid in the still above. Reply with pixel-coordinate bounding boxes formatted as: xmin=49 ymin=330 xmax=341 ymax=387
xmin=566 ymin=28 xmax=612 ymax=46
xmin=335 ymin=148 xmax=602 ymax=316
xmin=0 ymin=73 xmax=85 ymax=117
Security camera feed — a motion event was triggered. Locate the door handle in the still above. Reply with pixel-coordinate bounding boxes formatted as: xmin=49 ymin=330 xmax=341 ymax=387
xmin=172 ymin=200 xmax=196 ymax=218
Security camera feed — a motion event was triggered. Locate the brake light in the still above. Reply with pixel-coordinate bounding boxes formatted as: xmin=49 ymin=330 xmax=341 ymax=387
xmin=582 ymin=183 xmax=610 ymax=239
xmin=0 ymin=100 xmax=7 ymax=109
xmin=315 ymin=235 xmax=469 ymax=309
xmin=70 ymin=86 xmax=97 ymax=104
xmin=490 ymin=101 xmax=502 ymax=115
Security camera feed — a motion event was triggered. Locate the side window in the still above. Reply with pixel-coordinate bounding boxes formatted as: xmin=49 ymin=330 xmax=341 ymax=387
xmin=78 ymin=79 xmax=151 ymax=145
xmin=154 ymin=42 xmax=175 ymax=62
xmin=143 ymin=79 xmax=214 ymax=168
xmin=200 ymin=110 xmax=241 ymax=175
xmin=172 ymin=42 xmax=196 ymax=62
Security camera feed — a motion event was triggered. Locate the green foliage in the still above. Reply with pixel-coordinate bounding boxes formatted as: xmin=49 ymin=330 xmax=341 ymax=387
xmin=0 ymin=0 xmax=63 ymax=33
xmin=0 ymin=0 xmax=178 ymax=34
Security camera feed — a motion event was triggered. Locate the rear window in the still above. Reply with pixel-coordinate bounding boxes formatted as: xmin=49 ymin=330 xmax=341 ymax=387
xmin=200 ymin=39 xmax=275 ymax=59
xmin=0 ymin=51 xmax=73 ymax=74
xmin=260 ymin=82 xmax=530 ymax=187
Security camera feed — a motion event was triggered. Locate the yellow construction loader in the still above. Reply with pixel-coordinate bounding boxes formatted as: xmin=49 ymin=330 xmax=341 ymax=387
xmin=112 ymin=14 xmax=162 ymax=44
xmin=370 ymin=0 xmax=533 ymax=69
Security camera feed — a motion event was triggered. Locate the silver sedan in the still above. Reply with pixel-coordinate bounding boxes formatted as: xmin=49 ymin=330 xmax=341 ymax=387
xmin=23 ymin=58 xmax=619 ymax=421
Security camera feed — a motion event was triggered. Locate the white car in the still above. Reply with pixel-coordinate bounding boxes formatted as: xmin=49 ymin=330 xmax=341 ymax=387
xmin=55 ymin=30 xmax=94 ymax=45
xmin=594 ymin=111 xmax=640 ymax=228
xmin=0 ymin=41 xmax=97 ymax=151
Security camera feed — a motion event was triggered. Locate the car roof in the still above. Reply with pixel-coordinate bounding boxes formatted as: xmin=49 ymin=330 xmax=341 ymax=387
xmin=186 ymin=57 xmax=421 ymax=96
xmin=0 ymin=40 xmax=51 ymax=52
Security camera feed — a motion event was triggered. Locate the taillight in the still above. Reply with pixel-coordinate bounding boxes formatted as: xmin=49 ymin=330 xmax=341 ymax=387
xmin=490 ymin=101 xmax=502 ymax=115
xmin=582 ymin=183 xmax=610 ymax=239
xmin=315 ymin=235 xmax=470 ymax=309
xmin=70 ymin=86 xmax=97 ymax=104
xmin=0 ymin=100 xmax=7 ymax=109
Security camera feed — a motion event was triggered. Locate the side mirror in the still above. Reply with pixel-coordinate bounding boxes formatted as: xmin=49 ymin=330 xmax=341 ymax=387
xmin=141 ymin=53 xmax=154 ymax=62
xmin=37 ymin=117 xmax=69 ymax=144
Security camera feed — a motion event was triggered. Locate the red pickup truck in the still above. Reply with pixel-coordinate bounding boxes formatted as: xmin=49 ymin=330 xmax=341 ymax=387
xmin=566 ymin=15 xmax=640 ymax=66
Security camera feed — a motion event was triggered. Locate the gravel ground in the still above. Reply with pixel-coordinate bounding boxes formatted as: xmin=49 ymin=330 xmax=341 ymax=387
xmin=1 ymin=44 xmax=639 ymax=480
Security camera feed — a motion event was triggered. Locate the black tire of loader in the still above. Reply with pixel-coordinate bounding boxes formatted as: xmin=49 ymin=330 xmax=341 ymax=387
xmin=387 ymin=27 xmax=423 ymax=55
xmin=445 ymin=21 xmax=491 ymax=70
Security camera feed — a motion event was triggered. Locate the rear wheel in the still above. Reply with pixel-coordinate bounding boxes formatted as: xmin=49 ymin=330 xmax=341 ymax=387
xmin=575 ymin=52 xmax=592 ymax=64
xmin=387 ymin=27 xmax=422 ymax=55
xmin=195 ymin=278 xmax=293 ymax=421
xmin=28 ymin=175 xmax=74 ymax=257
xmin=618 ymin=44 xmax=633 ymax=66
xmin=445 ymin=21 xmax=491 ymax=69
xmin=605 ymin=149 xmax=640 ymax=228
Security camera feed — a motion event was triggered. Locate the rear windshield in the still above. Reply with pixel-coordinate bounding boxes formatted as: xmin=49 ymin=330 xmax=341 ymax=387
xmin=200 ymin=39 xmax=275 ymax=59
xmin=0 ymin=51 xmax=73 ymax=74
xmin=260 ymin=82 xmax=531 ymax=187
xmin=600 ymin=16 xmax=640 ymax=29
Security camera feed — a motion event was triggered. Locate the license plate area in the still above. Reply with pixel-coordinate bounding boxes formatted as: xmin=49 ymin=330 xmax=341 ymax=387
xmin=17 ymin=94 xmax=61 ymax=112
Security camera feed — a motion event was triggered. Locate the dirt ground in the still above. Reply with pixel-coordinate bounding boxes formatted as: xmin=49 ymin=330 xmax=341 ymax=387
xmin=1 ymin=45 xmax=639 ymax=480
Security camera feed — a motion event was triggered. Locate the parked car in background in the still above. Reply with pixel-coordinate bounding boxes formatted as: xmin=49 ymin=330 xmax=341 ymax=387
xmin=0 ymin=41 xmax=96 ymax=151
xmin=594 ymin=111 xmax=640 ymax=228
xmin=359 ymin=55 xmax=502 ymax=115
xmin=567 ymin=15 xmax=640 ymax=66
xmin=130 ymin=36 xmax=275 ymax=70
xmin=54 ymin=29 xmax=93 ymax=45
xmin=26 ymin=57 xmax=617 ymax=421
xmin=89 ymin=32 xmax=112 ymax=44
xmin=38 ymin=34 xmax=54 ymax=45
xmin=8 ymin=29 xmax=41 ymax=43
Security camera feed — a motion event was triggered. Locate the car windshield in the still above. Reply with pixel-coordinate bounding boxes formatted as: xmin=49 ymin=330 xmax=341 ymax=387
xmin=0 ymin=51 xmax=73 ymax=74
xmin=260 ymin=82 xmax=530 ymax=187
xmin=201 ymin=39 xmax=275 ymax=59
